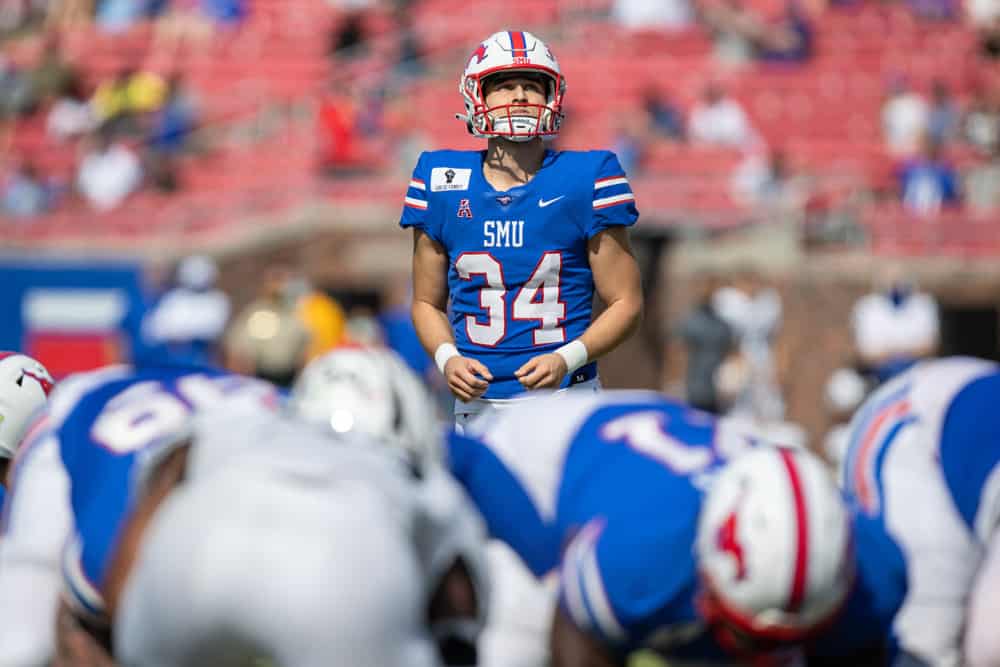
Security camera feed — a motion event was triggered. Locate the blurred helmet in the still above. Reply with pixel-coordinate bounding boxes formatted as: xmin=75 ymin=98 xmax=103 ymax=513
xmin=288 ymin=346 xmax=441 ymax=462
xmin=695 ymin=447 xmax=853 ymax=652
xmin=458 ymin=30 xmax=565 ymax=142
xmin=0 ymin=352 xmax=55 ymax=459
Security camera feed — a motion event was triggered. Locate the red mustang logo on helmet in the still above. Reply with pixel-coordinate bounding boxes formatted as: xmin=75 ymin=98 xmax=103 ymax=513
xmin=469 ymin=43 xmax=488 ymax=65
xmin=717 ymin=507 xmax=747 ymax=581
xmin=21 ymin=368 xmax=54 ymax=395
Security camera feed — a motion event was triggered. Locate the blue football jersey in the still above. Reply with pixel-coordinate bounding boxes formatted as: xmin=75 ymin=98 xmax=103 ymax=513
xmin=450 ymin=391 xmax=904 ymax=659
xmin=448 ymin=391 xmax=753 ymax=656
xmin=38 ymin=366 xmax=276 ymax=619
xmin=400 ymin=149 xmax=638 ymax=399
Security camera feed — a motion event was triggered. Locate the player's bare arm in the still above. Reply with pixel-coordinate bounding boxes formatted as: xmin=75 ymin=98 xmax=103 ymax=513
xmin=550 ymin=605 xmax=623 ymax=667
xmin=516 ymin=226 xmax=642 ymax=390
xmin=411 ymin=229 xmax=493 ymax=401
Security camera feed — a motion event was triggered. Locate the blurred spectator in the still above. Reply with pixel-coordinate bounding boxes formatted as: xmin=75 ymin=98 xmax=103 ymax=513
xmin=907 ymin=0 xmax=960 ymax=20
xmin=91 ymin=66 xmax=168 ymax=136
xmin=612 ymin=0 xmax=695 ymax=31
xmin=963 ymin=84 xmax=1000 ymax=154
xmin=392 ymin=5 xmax=425 ymax=80
xmin=643 ymin=88 xmax=685 ymax=141
xmin=224 ymin=266 xmax=310 ymax=387
xmin=76 ymin=128 xmax=143 ymax=211
xmin=329 ymin=11 xmax=367 ymax=59
xmin=713 ymin=269 xmax=785 ymax=422
xmin=45 ymin=0 xmax=95 ymax=31
xmin=673 ymin=275 xmax=734 ymax=413
xmin=317 ymin=87 xmax=368 ymax=173
xmin=611 ymin=119 xmax=646 ymax=175
xmin=27 ymin=35 xmax=76 ymax=109
xmin=964 ymin=145 xmax=1000 ymax=212
xmin=822 ymin=367 xmax=869 ymax=474
xmin=94 ymin=0 xmax=146 ymax=32
xmin=0 ymin=0 xmax=47 ymax=35
xmin=3 ymin=160 xmax=50 ymax=219
xmin=897 ymin=137 xmax=960 ymax=215
xmin=0 ymin=55 xmax=34 ymax=118
xmin=881 ymin=76 xmax=929 ymax=157
xmin=700 ymin=0 xmax=759 ymax=65
xmin=851 ymin=265 xmax=939 ymax=384
xmin=202 ymin=0 xmax=246 ymax=25
xmin=968 ymin=0 xmax=1000 ymax=58
xmin=285 ymin=275 xmax=348 ymax=362
xmin=46 ymin=75 xmax=97 ymax=142
xmin=757 ymin=0 xmax=814 ymax=63
xmin=154 ymin=1 xmax=212 ymax=51
xmin=926 ymin=80 xmax=960 ymax=146
xmin=689 ymin=83 xmax=757 ymax=147
xmin=142 ymin=255 xmax=231 ymax=366
xmin=731 ymin=148 xmax=809 ymax=209
xmin=148 ymin=73 xmax=199 ymax=156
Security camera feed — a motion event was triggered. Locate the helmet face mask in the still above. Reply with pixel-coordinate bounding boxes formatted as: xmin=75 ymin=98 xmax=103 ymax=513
xmin=459 ymin=31 xmax=566 ymax=142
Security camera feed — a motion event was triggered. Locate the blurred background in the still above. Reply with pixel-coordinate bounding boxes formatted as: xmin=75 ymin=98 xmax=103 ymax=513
xmin=1 ymin=0 xmax=999 ymax=458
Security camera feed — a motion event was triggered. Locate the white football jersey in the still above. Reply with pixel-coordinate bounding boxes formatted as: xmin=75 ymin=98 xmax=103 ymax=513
xmin=841 ymin=356 xmax=1000 ymax=667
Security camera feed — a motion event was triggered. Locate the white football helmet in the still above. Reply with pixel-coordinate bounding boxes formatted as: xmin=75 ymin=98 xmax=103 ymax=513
xmin=695 ymin=447 xmax=853 ymax=653
xmin=0 ymin=352 xmax=55 ymax=459
xmin=458 ymin=30 xmax=566 ymax=142
xmin=288 ymin=346 xmax=441 ymax=462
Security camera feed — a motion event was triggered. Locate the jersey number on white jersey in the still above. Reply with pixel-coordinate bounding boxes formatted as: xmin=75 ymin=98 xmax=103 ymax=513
xmin=456 ymin=251 xmax=566 ymax=347
xmin=91 ymin=375 xmax=265 ymax=454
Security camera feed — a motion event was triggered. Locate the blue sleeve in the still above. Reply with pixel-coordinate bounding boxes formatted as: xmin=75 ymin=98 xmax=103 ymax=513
xmin=399 ymin=152 xmax=440 ymax=243
xmin=446 ymin=431 xmax=561 ymax=576
xmin=939 ymin=373 xmax=1000 ymax=537
xmin=558 ymin=515 xmax=698 ymax=651
xmin=589 ymin=151 xmax=638 ymax=238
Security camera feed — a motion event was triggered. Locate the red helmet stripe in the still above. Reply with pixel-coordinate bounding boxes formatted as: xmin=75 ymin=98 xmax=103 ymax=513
xmin=509 ymin=31 xmax=527 ymax=59
xmin=779 ymin=448 xmax=809 ymax=612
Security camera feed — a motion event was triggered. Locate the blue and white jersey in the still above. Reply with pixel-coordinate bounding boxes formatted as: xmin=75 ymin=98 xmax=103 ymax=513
xmin=13 ymin=365 xmax=277 ymax=621
xmin=449 ymin=391 xmax=750 ymax=658
xmin=400 ymin=149 xmax=638 ymax=399
xmin=450 ymin=390 xmax=904 ymax=660
xmin=840 ymin=356 xmax=1000 ymax=666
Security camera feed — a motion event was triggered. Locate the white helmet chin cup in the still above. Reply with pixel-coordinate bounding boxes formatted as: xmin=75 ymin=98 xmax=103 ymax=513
xmin=696 ymin=447 xmax=853 ymax=639
xmin=288 ymin=346 xmax=442 ymax=463
xmin=459 ymin=30 xmax=566 ymax=141
xmin=0 ymin=352 xmax=54 ymax=459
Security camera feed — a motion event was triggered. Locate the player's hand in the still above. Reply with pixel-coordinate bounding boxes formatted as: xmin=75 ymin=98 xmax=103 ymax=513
xmin=515 ymin=353 xmax=568 ymax=391
xmin=444 ymin=356 xmax=493 ymax=401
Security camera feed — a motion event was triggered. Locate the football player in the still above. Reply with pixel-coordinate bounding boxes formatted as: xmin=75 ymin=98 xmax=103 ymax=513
xmin=840 ymin=356 xmax=1000 ymax=667
xmin=114 ymin=403 xmax=489 ymax=667
xmin=0 ymin=352 xmax=54 ymax=501
xmin=448 ymin=391 xmax=904 ymax=666
xmin=402 ymin=30 xmax=643 ymax=427
xmin=0 ymin=364 xmax=278 ymax=665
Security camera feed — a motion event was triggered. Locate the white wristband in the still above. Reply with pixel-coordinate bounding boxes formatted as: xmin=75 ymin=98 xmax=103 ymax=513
xmin=434 ymin=342 xmax=460 ymax=375
xmin=555 ymin=340 xmax=589 ymax=375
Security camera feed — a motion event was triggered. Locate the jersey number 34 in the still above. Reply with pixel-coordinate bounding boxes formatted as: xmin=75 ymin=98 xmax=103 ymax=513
xmin=456 ymin=251 xmax=565 ymax=346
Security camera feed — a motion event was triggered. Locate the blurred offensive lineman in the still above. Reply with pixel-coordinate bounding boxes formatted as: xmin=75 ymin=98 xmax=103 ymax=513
xmin=840 ymin=356 xmax=1000 ymax=667
xmin=0 ymin=364 xmax=278 ymax=666
xmin=117 ymin=395 xmax=489 ymax=666
xmin=449 ymin=392 xmax=906 ymax=666
xmin=0 ymin=352 xmax=54 ymax=504
xmin=402 ymin=30 xmax=643 ymax=427
xmin=0 ymin=349 xmax=489 ymax=666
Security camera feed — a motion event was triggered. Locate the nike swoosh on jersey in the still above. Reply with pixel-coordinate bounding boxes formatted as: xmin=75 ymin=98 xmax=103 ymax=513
xmin=538 ymin=196 xmax=565 ymax=207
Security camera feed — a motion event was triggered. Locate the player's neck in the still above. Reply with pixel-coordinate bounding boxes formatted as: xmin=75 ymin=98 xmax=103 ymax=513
xmin=482 ymin=138 xmax=545 ymax=191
